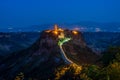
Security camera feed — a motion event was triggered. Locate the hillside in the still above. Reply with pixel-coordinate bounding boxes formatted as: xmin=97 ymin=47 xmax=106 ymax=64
xmin=1 ymin=32 xmax=120 ymax=56
xmin=0 ymin=25 xmax=99 ymax=79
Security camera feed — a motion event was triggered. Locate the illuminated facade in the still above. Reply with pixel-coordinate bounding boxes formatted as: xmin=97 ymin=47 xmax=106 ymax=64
xmin=58 ymin=32 xmax=65 ymax=39
xmin=72 ymin=30 xmax=78 ymax=35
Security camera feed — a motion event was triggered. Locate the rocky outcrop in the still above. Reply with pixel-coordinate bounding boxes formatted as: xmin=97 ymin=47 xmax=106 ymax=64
xmin=0 ymin=28 xmax=99 ymax=79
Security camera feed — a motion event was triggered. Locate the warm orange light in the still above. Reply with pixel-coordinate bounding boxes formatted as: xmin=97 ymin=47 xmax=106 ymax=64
xmin=45 ymin=30 xmax=51 ymax=33
xmin=53 ymin=31 xmax=58 ymax=35
xmin=72 ymin=30 xmax=78 ymax=35
xmin=58 ymin=28 xmax=64 ymax=32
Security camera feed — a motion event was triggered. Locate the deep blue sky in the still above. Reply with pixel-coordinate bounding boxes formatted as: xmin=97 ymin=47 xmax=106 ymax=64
xmin=0 ymin=0 xmax=120 ymax=28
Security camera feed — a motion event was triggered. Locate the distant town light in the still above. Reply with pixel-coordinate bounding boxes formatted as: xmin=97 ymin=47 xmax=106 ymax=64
xmin=95 ymin=28 xmax=101 ymax=32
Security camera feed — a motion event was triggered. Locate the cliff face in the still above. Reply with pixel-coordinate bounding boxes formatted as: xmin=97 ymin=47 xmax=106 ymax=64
xmin=0 ymin=27 xmax=99 ymax=79
xmin=61 ymin=30 xmax=99 ymax=65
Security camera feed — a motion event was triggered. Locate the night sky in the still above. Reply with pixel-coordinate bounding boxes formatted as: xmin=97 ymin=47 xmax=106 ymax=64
xmin=0 ymin=0 xmax=120 ymax=28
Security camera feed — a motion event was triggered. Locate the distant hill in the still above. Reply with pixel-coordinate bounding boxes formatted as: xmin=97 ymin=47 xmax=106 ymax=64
xmin=83 ymin=32 xmax=120 ymax=54
xmin=0 ymin=32 xmax=39 ymax=56
xmin=0 ymin=22 xmax=120 ymax=32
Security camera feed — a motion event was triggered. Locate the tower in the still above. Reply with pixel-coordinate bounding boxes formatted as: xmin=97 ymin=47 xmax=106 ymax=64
xmin=54 ymin=24 xmax=58 ymax=31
